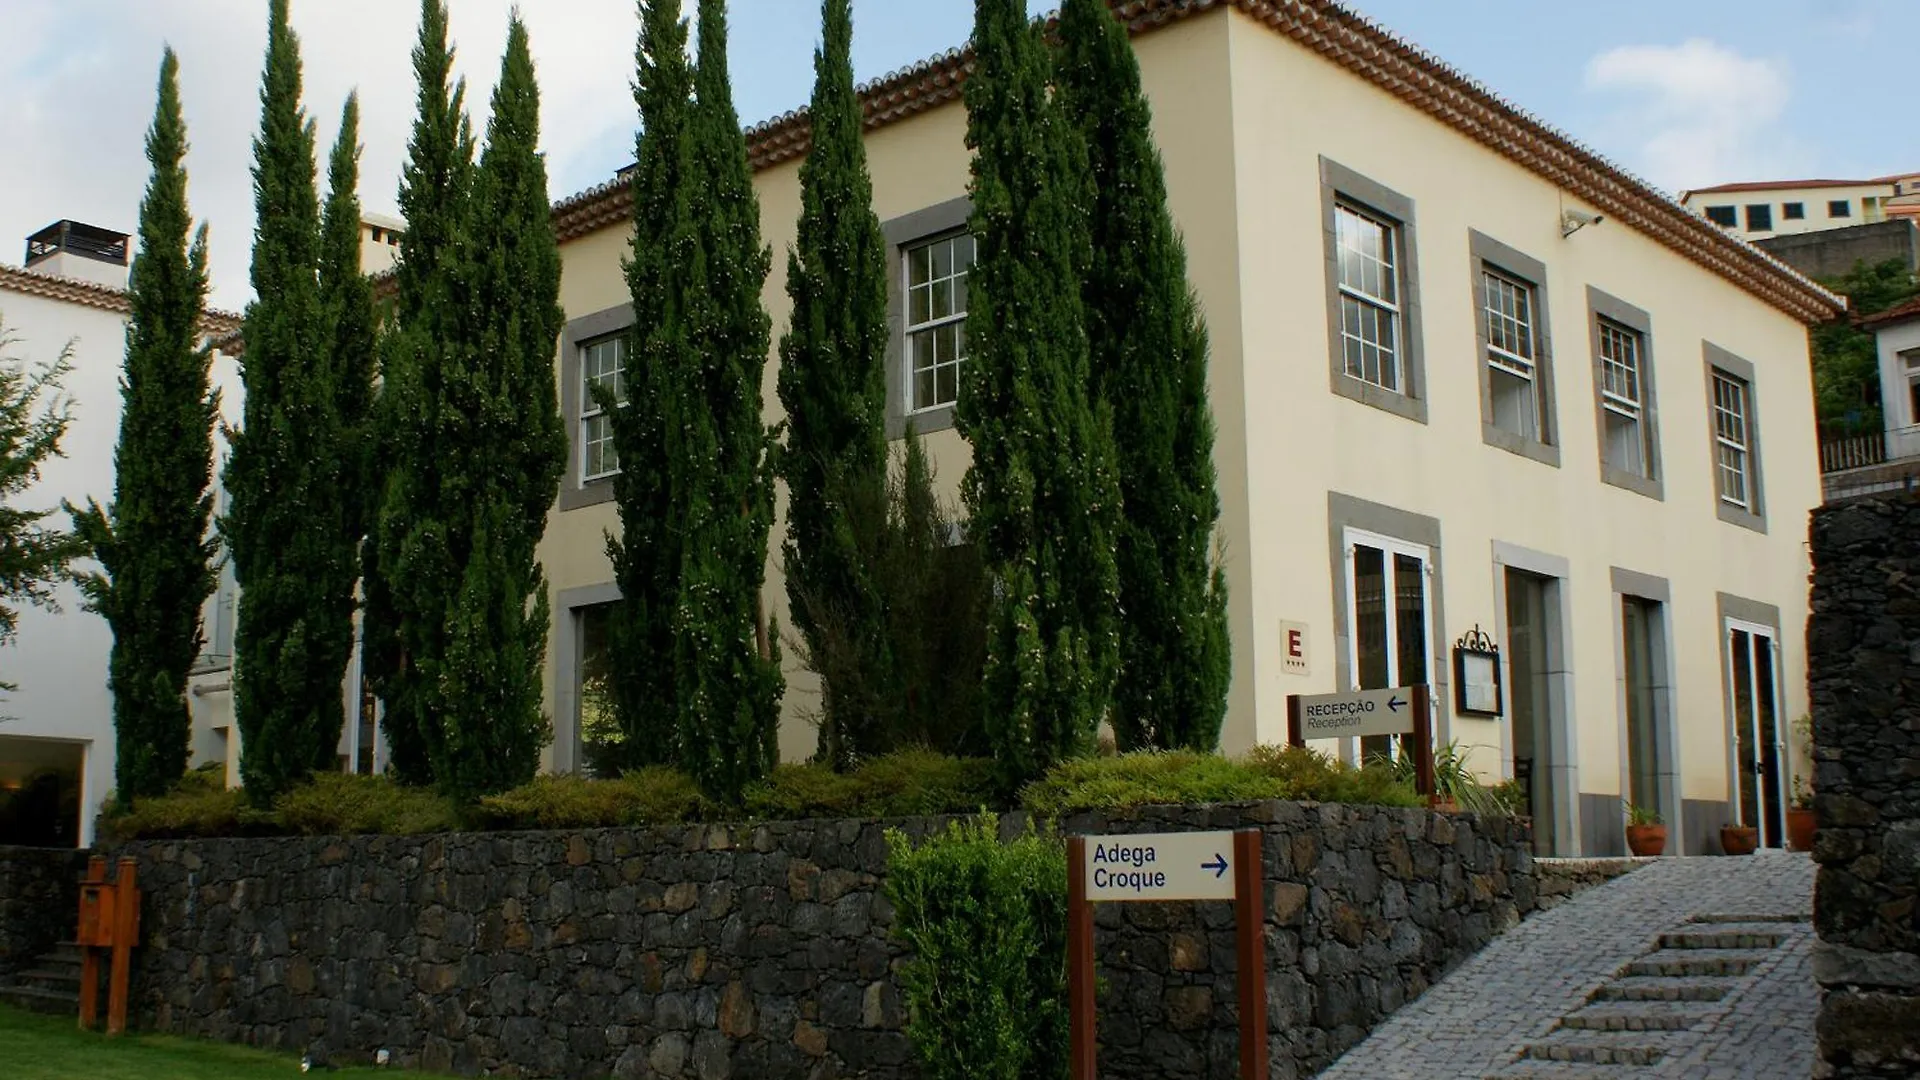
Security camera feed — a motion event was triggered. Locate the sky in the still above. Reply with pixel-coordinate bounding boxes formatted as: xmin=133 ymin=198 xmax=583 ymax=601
xmin=1 ymin=0 xmax=1913 ymax=313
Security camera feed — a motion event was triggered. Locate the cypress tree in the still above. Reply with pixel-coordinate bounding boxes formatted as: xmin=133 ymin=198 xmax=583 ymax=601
xmin=1057 ymin=0 xmax=1228 ymax=751
xmin=428 ymin=15 xmax=566 ymax=795
xmin=777 ymin=0 xmax=893 ymax=769
xmin=678 ymin=0 xmax=782 ymax=800
xmin=957 ymin=0 xmax=1122 ymax=782
xmin=320 ymin=94 xmax=377 ymax=558
xmin=603 ymin=0 xmax=695 ymax=773
xmin=65 ymin=49 xmax=218 ymax=803
xmin=370 ymin=0 xmax=475 ymax=786
xmin=222 ymin=0 xmax=358 ymax=802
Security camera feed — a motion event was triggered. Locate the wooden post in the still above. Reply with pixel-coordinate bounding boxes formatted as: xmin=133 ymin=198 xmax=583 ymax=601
xmin=107 ymin=858 xmax=138 ymax=1035
xmin=1066 ymin=836 xmax=1095 ymax=1080
xmin=1411 ymin=684 xmax=1435 ymax=799
xmin=1286 ymin=695 xmax=1303 ymax=747
xmin=77 ymin=856 xmax=106 ymax=1031
xmin=1232 ymin=829 xmax=1267 ymax=1080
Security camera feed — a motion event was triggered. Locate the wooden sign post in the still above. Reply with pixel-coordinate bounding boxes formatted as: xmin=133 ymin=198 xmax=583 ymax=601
xmin=75 ymin=855 xmax=140 ymax=1035
xmin=1066 ymin=828 xmax=1266 ymax=1080
xmin=1286 ymin=684 xmax=1435 ymax=799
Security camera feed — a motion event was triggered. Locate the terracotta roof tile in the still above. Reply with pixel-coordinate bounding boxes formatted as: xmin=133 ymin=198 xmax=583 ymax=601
xmin=549 ymin=0 xmax=1842 ymax=325
xmin=0 ymin=262 xmax=242 ymax=337
xmin=1857 ymin=294 xmax=1920 ymax=330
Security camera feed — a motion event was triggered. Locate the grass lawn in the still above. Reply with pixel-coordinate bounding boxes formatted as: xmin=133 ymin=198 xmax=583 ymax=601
xmin=0 ymin=1004 xmax=454 ymax=1079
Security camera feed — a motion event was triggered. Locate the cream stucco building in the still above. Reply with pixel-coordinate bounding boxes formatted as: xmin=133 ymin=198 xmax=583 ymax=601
xmin=519 ymin=1 xmax=1842 ymax=858
xmin=1681 ymin=178 xmax=1897 ymax=240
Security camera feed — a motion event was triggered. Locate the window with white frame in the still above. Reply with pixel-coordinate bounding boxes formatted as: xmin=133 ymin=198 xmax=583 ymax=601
xmin=1335 ymin=203 xmax=1402 ymax=391
xmin=1712 ymin=371 xmax=1752 ymax=508
xmin=579 ymin=334 xmax=627 ymax=481
xmin=1903 ymin=349 xmax=1920 ymax=426
xmin=905 ymin=233 xmax=974 ymax=412
xmin=1482 ymin=268 xmax=1543 ymax=441
xmin=1598 ymin=318 xmax=1651 ymax=477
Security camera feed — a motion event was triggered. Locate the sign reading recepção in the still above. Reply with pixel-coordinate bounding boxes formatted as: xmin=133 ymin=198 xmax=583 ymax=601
xmin=1292 ymin=686 xmax=1420 ymax=740
xmin=1082 ymin=831 xmax=1237 ymax=902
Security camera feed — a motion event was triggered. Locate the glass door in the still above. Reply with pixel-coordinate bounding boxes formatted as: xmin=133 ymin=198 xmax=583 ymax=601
xmin=1345 ymin=529 xmax=1431 ymax=763
xmin=1727 ymin=620 xmax=1786 ymax=848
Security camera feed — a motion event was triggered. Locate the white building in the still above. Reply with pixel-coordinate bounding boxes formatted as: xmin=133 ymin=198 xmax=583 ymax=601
xmin=0 ymin=221 xmax=242 ymax=846
xmin=1681 ymin=178 xmax=1899 ymax=241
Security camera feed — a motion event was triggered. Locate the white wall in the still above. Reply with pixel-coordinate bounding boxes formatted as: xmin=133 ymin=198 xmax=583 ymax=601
xmin=1684 ymin=183 xmax=1890 ymax=239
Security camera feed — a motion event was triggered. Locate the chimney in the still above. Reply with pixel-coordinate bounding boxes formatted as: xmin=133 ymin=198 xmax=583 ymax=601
xmin=24 ymin=220 xmax=131 ymax=290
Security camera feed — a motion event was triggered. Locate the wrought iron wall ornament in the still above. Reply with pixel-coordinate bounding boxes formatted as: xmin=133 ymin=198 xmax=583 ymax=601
xmin=1453 ymin=623 xmax=1503 ymax=717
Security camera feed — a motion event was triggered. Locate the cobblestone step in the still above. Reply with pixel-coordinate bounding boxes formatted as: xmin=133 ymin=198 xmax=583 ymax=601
xmin=1657 ymin=925 xmax=1786 ymax=950
xmin=1685 ymin=912 xmax=1807 ymax=925
xmin=1622 ymin=948 xmax=1773 ymax=978
xmin=1521 ymin=1030 xmax=1669 ymax=1066
xmin=1483 ymin=1062 xmax=1649 ymax=1080
xmin=1558 ymin=1001 xmax=1720 ymax=1032
xmin=1592 ymin=975 xmax=1738 ymax=1002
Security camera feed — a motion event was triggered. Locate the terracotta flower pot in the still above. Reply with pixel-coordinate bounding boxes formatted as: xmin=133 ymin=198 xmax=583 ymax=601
xmin=1625 ymin=824 xmax=1667 ymax=857
xmin=1786 ymin=808 xmax=1817 ymax=852
xmin=1720 ymin=825 xmax=1759 ymax=856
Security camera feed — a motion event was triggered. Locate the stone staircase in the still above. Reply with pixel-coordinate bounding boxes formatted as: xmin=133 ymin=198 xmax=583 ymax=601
xmin=1483 ymin=913 xmax=1804 ymax=1078
xmin=0 ymin=941 xmax=85 ymax=1015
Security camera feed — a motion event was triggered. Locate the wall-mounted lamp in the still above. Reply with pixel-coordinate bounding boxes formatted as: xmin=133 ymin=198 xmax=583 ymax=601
xmin=1561 ymin=208 xmax=1604 ymax=238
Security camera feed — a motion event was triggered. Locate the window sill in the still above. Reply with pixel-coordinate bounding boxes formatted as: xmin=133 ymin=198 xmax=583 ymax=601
xmin=1330 ymin=373 xmax=1428 ymax=424
xmin=559 ymin=477 xmax=617 ymax=512
xmin=1717 ymin=500 xmax=1767 ymax=534
xmin=889 ymin=402 xmax=957 ymax=439
xmin=1481 ymin=425 xmax=1560 ymax=467
xmin=1599 ymin=465 xmax=1664 ymax=502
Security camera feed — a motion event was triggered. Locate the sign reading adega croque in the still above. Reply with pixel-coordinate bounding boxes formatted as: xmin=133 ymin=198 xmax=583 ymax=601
xmin=1083 ymin=831 xmax=1236 ymax=902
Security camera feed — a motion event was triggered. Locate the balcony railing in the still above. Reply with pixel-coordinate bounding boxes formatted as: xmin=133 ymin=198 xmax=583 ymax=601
xmin=1821 ymin=430 xmax=1889 ymax=473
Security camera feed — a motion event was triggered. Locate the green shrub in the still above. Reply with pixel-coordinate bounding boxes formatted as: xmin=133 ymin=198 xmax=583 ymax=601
xmin=471 ymin=767 xmax=713 ymax=830
xmin=96 ymin=776 xmax=262 ymax=842
xmin=1364 ymin=740 xmax=1504 ymax=814
xmin=885 ymin=815 xmax=1066 ymax=1080
xmin=1019 ymin=750 xmax=1285 ymax=817
xmin=275 ymin=773 xmax=461 ymax=836
xmin=746 ymin=750 xmax=1001 ymax=819
xmin=1243 ymin=744 xmax=1421 ymax=807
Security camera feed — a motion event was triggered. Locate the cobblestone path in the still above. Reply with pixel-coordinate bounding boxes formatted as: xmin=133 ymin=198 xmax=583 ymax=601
xmin=1314 ymin=854 xmax=1815 ymax=1080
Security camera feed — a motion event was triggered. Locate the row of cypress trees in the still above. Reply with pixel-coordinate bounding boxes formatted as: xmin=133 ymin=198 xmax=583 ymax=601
xmin=81 ymin=0 xmax=565 ymax=805
xmin=603 ymin=0 xmax=1229 ymax=793
xmin=85 ymin=0 xmax=1226 ymax=805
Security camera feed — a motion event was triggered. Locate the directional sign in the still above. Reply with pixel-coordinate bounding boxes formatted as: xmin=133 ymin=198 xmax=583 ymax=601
xmin=1290 ymin=685 xmax=1420 ymax=741
xmin=1082 ymin=830 xmax=1237 ymax=902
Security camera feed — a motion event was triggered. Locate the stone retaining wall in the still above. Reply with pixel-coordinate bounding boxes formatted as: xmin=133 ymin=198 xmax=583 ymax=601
xmin=1809 ymin=496 xmax=1920 ymax=1078
xmin=0 ymin=846 xmax=84 ymax=976
xmin=94 ymin=802 xmax=1532 ymax=1080
xmin=1530 ymin=857 xmax=1643 ymax=913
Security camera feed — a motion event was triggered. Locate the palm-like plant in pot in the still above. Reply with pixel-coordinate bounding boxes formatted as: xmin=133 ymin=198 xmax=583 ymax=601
xmin=1624 ymin=800 xmax=1666 ymax=857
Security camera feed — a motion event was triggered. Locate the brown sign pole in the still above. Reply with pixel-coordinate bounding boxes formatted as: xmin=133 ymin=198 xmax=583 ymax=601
xmin=1066 ymin=836 xmax=1096 ymax=1080
xmin=1232 ymin=829 xmax=1267 ymax=1077
xmin=1411 ymin=683 xmax=1435 ymax=800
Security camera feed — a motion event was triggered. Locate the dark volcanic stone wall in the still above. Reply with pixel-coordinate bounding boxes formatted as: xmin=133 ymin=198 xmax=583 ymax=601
xmin=1809 ymin=496 xmax=1920 ymax=1079
xmin=105 ymin=803 xmax=1532 ymax=1080
xmin=0 ymin=846 xmax=84 ymax=977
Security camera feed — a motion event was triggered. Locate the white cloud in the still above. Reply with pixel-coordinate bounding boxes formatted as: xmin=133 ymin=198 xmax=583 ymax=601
xmin=1583 ymin=39 xmax=1803 ymax=192
xmin=0 ymin=0 xmax=639 ymax=313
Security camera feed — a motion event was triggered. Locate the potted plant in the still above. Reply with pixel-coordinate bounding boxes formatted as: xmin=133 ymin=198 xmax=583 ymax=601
xmin=1720 ymin=822 xmax=1759 ymax=856
xmin=1624 ymin=801 xmax=1666 ymax=857
xmin=1787 ymin=775 xmax=1817 ymax=852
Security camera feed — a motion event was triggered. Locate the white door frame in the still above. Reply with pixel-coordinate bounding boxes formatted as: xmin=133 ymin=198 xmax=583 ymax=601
xmin=1724 ymin=617 xmax=1788 ymax=848
xmin=1341 ymin=527 xmax=1435 ymax=763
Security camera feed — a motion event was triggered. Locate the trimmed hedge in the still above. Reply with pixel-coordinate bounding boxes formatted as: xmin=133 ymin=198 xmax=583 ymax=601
xmin=98 ymin=745 xmax=1424 ymax=841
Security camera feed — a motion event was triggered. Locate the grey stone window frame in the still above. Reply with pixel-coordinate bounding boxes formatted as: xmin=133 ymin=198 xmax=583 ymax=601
xmin=1586 ymin=286 xmax=1664 ymax=501
xmin=1326 ymin=492 xmax=1450 ymax=746
xmin=1320 ymin=157 xmax=1428 ymax=424
xmin=558 ymin=303 xmax=635 ymax=511
xmin=1469 ymin=230 xmax=1559 ymax=466
xmin=1703 ymin=343 xmax=1766 ymax=533
xmin=551 ymin=582 xmax=622 ymax=775
xmin=882 ymin=196 xmax=972 ymax=440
